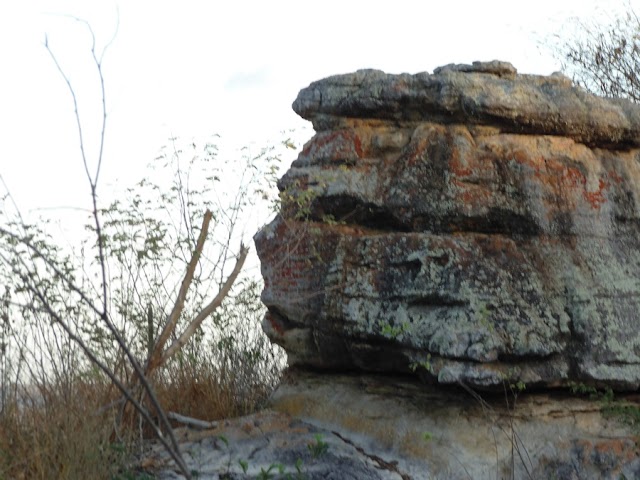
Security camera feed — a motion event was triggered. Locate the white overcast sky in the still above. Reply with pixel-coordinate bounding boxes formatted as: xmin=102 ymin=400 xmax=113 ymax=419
xmin=0 ymin=0 xmax=632 ymax=223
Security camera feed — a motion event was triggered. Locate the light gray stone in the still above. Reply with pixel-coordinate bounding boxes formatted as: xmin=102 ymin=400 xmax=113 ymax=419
xmin=144 ymin=373 xmax=640 ymax=480
xmin=255 ymin=63 xmax=640 ymax=391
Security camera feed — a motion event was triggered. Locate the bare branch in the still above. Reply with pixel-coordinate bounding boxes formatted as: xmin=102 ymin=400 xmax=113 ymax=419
xmin=43 ymin=39 xmax=92 ymax=186
xmin=100 ymin=7 xmax=120 ymax=63
xmin=167 ymin=411 xmax=218 ymax=430
xmin=147 ymin=209 xmax=213 ymax=372
xmin=160 ymin=242 xmax=249 ymax=366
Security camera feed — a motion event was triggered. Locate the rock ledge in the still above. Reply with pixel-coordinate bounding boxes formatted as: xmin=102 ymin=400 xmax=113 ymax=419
xmin=292 ymin=60 xmax=640 ymax=147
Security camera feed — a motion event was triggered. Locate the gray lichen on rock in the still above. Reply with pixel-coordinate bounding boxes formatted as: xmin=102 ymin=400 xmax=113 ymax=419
xmin=255 ymin=61 xmax=640 ymax=391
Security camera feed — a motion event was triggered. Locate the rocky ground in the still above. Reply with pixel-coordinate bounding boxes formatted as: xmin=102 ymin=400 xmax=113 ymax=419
xmin=143 ymin=371 xmax=640 ymax=479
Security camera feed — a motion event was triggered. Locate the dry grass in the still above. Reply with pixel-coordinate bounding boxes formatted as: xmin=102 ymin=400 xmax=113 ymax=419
xmin=0 ymin=378 xmax=129 ymax=480
xmin=0 ymin=331 xmax=283 ymax=479
xmin=156 ymin=360 xmax=274 ymax=423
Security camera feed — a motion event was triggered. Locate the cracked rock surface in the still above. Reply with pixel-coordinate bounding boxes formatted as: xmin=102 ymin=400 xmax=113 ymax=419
xmin=255 ymin=61 xmax=640 ymax=391
xmin=145 ymin=372 xmax=640 ymax=479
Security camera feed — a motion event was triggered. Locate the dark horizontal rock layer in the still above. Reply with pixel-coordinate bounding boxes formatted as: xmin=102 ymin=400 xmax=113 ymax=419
xmin=255 ymin=61 xmax=640 ymax=391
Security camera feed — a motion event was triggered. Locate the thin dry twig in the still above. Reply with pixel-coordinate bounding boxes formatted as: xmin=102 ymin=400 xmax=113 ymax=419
xmin=552 ymin=7 xmax=640 ymax=102
xmin=167 ymin=411 xmax=218 ymax=430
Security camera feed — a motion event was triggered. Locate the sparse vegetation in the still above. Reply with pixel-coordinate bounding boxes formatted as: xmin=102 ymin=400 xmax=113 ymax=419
xmin=456 ymin=380 xmax=534 ymax=480
xmin=235 ymin=457 xmax=305 ymax=480
xmin=307 ymin=434 xmax=329 ymax=459
xmin=0 ymin=139 xmax=286 ymax=478
xmin=569 ymin=382 xmax=640 ymax=432
xmin=553 ymin=5 xmax=640 ymax=103
xmin=0 ymin=18 xmax=287 ymax=479
xmin=409 ymin=354 xmax=433 ymax=374
xmin=381 ymin=320 xmax=410 ymax=340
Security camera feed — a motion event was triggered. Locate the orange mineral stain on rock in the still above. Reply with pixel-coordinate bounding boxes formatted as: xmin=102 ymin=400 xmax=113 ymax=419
xmin=256 ymin=62 xmax=640 ymax=398
xmin=584 ymin=178 xmax=608 ymax=209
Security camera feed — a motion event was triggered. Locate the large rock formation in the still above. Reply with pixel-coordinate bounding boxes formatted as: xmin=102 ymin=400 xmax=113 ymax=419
xmin=255 ymin=60 xmax=640 ymax=391
xmin=143 ymin=62 xmax=640 ymax=480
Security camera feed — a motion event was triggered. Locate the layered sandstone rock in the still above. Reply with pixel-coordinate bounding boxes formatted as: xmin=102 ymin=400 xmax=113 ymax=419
xmin=255 ymin=61 xmax=640 ymax=391
xmin=146 ymin=373 xmax=640 ymax=479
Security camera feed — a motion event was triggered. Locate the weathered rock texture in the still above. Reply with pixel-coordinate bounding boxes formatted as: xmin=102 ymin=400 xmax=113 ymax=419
xmin=255 ymin=61 xmax=640 ymax=391
xmin=141 ymin=62 xmax=640 ymax=480
xmin=145 ymin=373 xmax=640 ymax=480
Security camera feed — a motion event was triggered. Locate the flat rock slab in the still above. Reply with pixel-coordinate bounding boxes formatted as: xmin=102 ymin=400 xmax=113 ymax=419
xmin=255 ymin=62 xmax=640 ymax=390
xmin=142 ymin=372 xmax=640 ymax=479
xmin=140 ymin=408 xmax=409 ymax=479
xmin=293 ymin=60 xmax=640 ymax=147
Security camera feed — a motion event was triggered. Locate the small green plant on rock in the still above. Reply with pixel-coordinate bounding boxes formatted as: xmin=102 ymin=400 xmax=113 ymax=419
xmin=569 ymin=382 xmax=640 ymax=432
xmin=307 ymin=433 xmax=329 ymax=459
xmin=288 ymin=459 xmax=305 ymax=480
xmin=234 ymin=458 xmax=306 ymax=480
xmin=380 ymin=320 xmax=410 ymax=340
xmin=569 ymin=382 xmax=614 ymax=402
xmin=279 ymin=178 xmax=326 ymax=222
xmin=409 ymin=354 xmax=433 ymax=374
xmin=511 ymin=380 xmax=526 ymax=393
xmin=257 ymin=463 xmax=281 ymax=480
